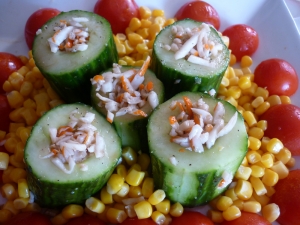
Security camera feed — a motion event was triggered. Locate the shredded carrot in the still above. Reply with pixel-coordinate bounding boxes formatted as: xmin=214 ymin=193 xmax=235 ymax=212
xmin=176 ymin=102 xmax=185 ymax=112
xmin=65 ymin=39 xmax=73 ymax=48
xmin=52 ymin=30 xmax=60 ymax=42
xmin=193 ymin=51 xmax=199 ymax=56
xmin=169 ymin=116 xmax=177 ymax=125
xmin=179 ymin=148 xmax=185 ymax=153
xmin=60 ymin=19 xmax=67 ymax=24
xmin=170 ymin=136 xmax=180 ymax=142
xmin=204 ymin=44 xmax=210 ymax=50
xmin=146 ymin=81 xmax=154 ymax=92
xmin=107 ymin=116 xmax=113 ymax=124
xmin=61 ymin=146 xmax=65 ymax=155
xmin=133 ymin=110 xmax=147 ymax=117
xmin=57 ymin=126 xmax=73 ymax=137
xmin=58 ymin=43 xmax=65 ymax=50
xmin=51 ymin=148 xmax=59 ymax=156
xmin=121 ymin=76 xmax=132 ymax=93
xmin=139 ymin=83 xmax=145 ymax=91
xmin=116 ymin=93 xmax=124 ymax=103
xmin=183 ymin=96 xmax=193 ymax=118
xmin=93 ymin=75 xmax=104 ymax=82
xmin=83 ymin=132 xmax=90 ymax=144
xmin=137 ymin=56 xmax=150 ymax=76
xmin=204 ymin=124 xmax=213 ymax=132
xmin=193 ymin=114 xmax=200 ymax=125
xmin=218 ymin=179 xmax=225 ymax=187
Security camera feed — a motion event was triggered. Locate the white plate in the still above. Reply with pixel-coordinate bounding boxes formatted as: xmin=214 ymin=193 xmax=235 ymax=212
xmin=0 ymin=0 xmax=299 ymax=224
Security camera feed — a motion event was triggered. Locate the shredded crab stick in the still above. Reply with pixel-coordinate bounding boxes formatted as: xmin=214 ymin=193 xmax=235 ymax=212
xmin=42 ymin=17 xmax=90 ymax=53
xmin=162 ymin=23 xmax=225 ymax=67
xmin=169 ymin=96 xmax=237 ymax=153
xmin=42 ymin=110 xmax=107 ymax=174
xmin=91 ymin=56 xmax=159 ymax=123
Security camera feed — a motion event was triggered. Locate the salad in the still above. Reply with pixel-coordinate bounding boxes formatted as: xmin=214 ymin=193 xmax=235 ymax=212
xmin=0 ymin=0 xmax=300 ymax=225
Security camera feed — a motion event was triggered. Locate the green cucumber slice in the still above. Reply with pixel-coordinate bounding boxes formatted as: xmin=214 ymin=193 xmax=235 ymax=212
xmin=150 ymin=19 xmax=230 ymax=99
xmin=91 ymin=66 xmax=164 ymax=152
xmin=33 ymin=10 xmax=118 ymax=104
xmin=148 ymin=92 xmax=247 ymax=207
xmin=24 ymin=103 xmax=121 ymax=207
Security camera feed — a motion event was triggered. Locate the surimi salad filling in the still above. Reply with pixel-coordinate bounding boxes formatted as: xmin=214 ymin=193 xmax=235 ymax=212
xmin=44 ymin=17 xmax=90 ymax=53
xmin=169 ymin=96 xmax=238 ymax=153
xmin=162 ymin=23 xmax=227 ymax=67
xmin=41 ymin=110 xmax=107 ymax=174
xmin=91 ymin=56 xmax=159 ymax=123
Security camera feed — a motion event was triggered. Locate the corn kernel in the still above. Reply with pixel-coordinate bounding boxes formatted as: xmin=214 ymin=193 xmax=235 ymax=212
xmin=275 ymin=147 xmax=291 ymax=164
xmin=208 ymin=210 xmax=224 ymax=223
xmin=142 ymin=177 xmax=154 ymax=198
xmin=170 ymin=202 xmax=183 ymax=217
xmin=61 ymin=204 xmax=84 ymax=219
xmin=270 ymin=161 xmax=289 ymax=179
xmin=85 ymin=197 xmax=105 ymax=213
xmin=234 ymin=179 xmax=253 ymax=200
xmin=235 ymin=165 xmax=252 ymax=180
xmin=266 ymin=138 xmax=283 ymax=154
xmin=125 ymin=169 xmax=145 ymax=186
xmin=134 ymin=201 xmax=152 ymax=219
xmin=222 ymin=205 xmax=241 ymax=221
xmin=139 ymin=6 xmax=152 ymax=19
xmin=262 ymin=168 xmax=279 ymax=186
xmin=107 ymin=173 xmax=124 ymax=194
xmin=0 ymin=152 xmax=10 ymax=170
xmin=216 ymin=196 xmax=233 ymax=211
xmin=148 ymin=189 xmax=166 ymax=205
xmin=280 ymin=95 xmax=291 ymax=104
xmin=262 ymin=203 xmax=280 ymax=223
xmin=243 ymin=200 xmax=261 ymax=213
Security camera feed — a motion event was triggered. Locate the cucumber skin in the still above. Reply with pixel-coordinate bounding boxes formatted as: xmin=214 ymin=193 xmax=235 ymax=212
xmin=148 ymin=92 xmax=248 ymax=207
xmin=150 ymin=19 xmax=230 ymax=100
xmin=24 ymin=103 xmax=122 ymax=208
xmin=33 ymin=10 xmax=118 ymax=104
xmin=91 ymin=67 xmax=164 ymax=153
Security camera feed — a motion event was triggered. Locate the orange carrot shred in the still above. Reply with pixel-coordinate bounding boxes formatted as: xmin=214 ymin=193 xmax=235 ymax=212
xmin=179 ymin=148 xmax=185 ymax=152
xmin=193 ymin=114 xmax=200 ymax=125
xmin=136 ymin=56 xmax=150 ymax=77
xmin=146 ymin=81 xmax=154 ymax=92
xmin=183 ymin=96 xmax=193 ymax=118
xmin=107 ymin=116 xmax=113 ymax=124
xmin=218 ymin=179 xmax=225 ymax=187
xmin=139 ymin=83 xmax=145 ymax=91
xmin=169 ymin=116 xmax=177 ymax=125
xmin=93 ymin=75 xmax=104 ymax=82
xmin=133 ymin=110 xmax=147 ymax=117
xmin=57 ymin=126 xmax=73 ymax=137
xmin=176 ymin=102 xmax=184 ymax=112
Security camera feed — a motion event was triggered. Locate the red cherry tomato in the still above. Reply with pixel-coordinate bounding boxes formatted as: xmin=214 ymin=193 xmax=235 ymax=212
xmin=220 ymin=212 xmax=271 ymax=225
xmin=0 ymin=94 xmax=12 ymax=132
xmin=260 ymin=104 xmax=300 ymax=155
xmin=0 ymin=52 xmax=23 ymax=93
xmin=170 ymin=211 xmax=214 ymax=225
xmin=175 ymin=1 xmax=220 ymax=30
xmin=65 ymin=214 xmax=106 ymax=225
xmin=271 ymin=169 xmax=300 ymax=225
xmin=254 ymin=58 xmax=298 ymax=96
xmin=121 ymin=217 xmax=156 ymax=225
xmin=94 ymin=0 xmax=140 ymax=34
xmin=222 ymin=24 xmax=259 ymax=61
xmin=4 ymin=212 xmax=52 ymax=225
xmin=25 ymin=8 xmax=60 ymax=49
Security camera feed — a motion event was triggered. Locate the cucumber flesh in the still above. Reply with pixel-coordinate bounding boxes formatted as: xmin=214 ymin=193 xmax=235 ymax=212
xmin=148 ymin=92 xmax=248 ymax=206
xmin=151 ymin=19 xmax=230 ymax=99
xmin=33 ymin=10 xmax=118 ymax=104
xmin=24 ymin=103 xmax=121 ymax=207
xmin=91 ymin=66 xmax=164 ymax=152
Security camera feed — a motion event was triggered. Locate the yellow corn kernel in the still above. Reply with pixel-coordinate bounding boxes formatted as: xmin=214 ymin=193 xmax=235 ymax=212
xmin=49 ymin=99 xmax=64 ymax=108
xmin=233 ymin=68 xmax=243 ymax=76
xmin=125 ymin=169 xmax=145 ymax=186
xmin=235 ymin=165 xmax=252 ymax=180
xmin=270 ymin=161 xmax=289 ymax=179
xmin=229 ymin=76 xmax=239 ymax=86
xmin=139 ymin=6 xmax=152 ymax=19
xmin=248 ymin=136 xmax=261 ymax=151
xmin=238 ymin=95 xmax=252 ymax=106
xmin=169 ymin=202 xmax=183 ymax=217
xmin=250 ymin=165 xmax=265 ymax=178
xmin=246 ymin=150 xmax=261 ymax=164
xmin=34 ymin=92 xmax=51 ymax=116
xmin=20 ymin=81 xmax=33 ymax=97
xmin=10 ymin=154 xmax=26 ymax=168
xmin=225 ymin=96 xmax=238 ymax=108
xmin=149 ymin=23 xmax=161 ymax=40
xmin=151 ymin=211 xmax=166 ymax=225
xmin=148 ymin=189 xmax=166 ymax=205
xmin=0 ymin=209 xmax=13 ymax=223
xmin=140 ymin=19 xmax=152 ymax=28
xmin=227 ymin=86 xmax=241 ymax=99
xmin=280 ymin=95 xmax=291 ymax=104
xmin=134 ymin=200 xmax=152 ymax=219
xmin=116 ymin=182 xmax=130 ymax=197
xmin=8 ymin=72 xmax=24 ymax=91
xmin=47 ymin=86 xmax=60 ymax=100
xmin=61 ymin=204 xmax=84 ymax=219
xmin=248 ymin=127 xmax=264 ymax=140
xmin=238 ymin=76 xmax=252 ymax=90
xmin=23 ymin=98 xmax=36 ymax=109
xmin=240 ymin=56 xmax=252 ymax=67
xmin=107 ymin=173 xmax=124 ymax=194
xmin=220 ymin=77 xmax=230 ymax=87
xmin=136 ymin=43 xmax=149 ymax=54
xmin=122 ymin=146 xmax=137 ymax=166
xmin=1 ymin=183 xmax=18 ymax=200
xmin=3 ymin=200 xmax=19 ymax=215
xmin=7 ymin=90 xmax=24 ymax=109
xmin=100 ymin=186 xmax=114 ymax=204
xmin=0 ymin=152 xmax=10 ymax=170
xmin=286 ymin=157 xmax=296 ymax=168
xmin=164 ymin=18 xmax=175 ymax=27
xmin=266 ymin=138 xmax=283 ymax=154
xmin=51 ymin=213 xmax=69 ymax=225
xmin=229 ymin=54 xmax=236 ymax=66
xmin=13 ymin=197 xmax=29 ymax=209
xmin=262 ymin=203 xmax=280 ymax=223
xmin=116 ymin=42 xmax=126 ymax=55
xmin=266 ymin=95 xmax=281 ymax=107
xmin=256 ymin=120 xmax=267 ymax=131
xmin=128 ymin=33 xmax=144 ymax=46
xmin=254 ymin=87 xmax=269 ymax=100
xmin=4 ymin=137 xmax=19 ymax=153
xmin=34 ymin=79 xmax=44 ymax=89
xmin=10 ymin=167 xmax=26 ymax=183
xmin=208 ymin=210 xmax=224 ymax=223
xmin=21 ymin=107 xmax=38 ymax=126
xmin=252 ymin=192 xmax=270 ymax=207
xmin=243 ymin=73 xmax=254 ymax=81
xmin=216 ymin=196 xmax=233 ymax=211
xmin=262 ymin=168 xmax=279 ymax=186
xmin=154 ymin=16 xmax=165 ymax=27
xmin=137 ymin=153 xmax=150 ymax=171
xmin=225 ymin=188 xmax=238 ymax=201
xmin=116 ymin=164 xmax=127 ymax=180
xmin=260 ymin=153 xmax=274 ymax=168
xmin=251 ymin=96 xmax=264 ymax=108
xmin=129 ymin=17 xmax=142 ymax=31
xmin=136 ymin=28 xmax=149 ymax=39
xmin=9 ymin=107 xmax=26 ymax=123
xmin=155 ymin=199 xmax=170 ymax=214
xmin=232 ymin=199 xmax=244 ymax=210
xmin=242 ymin=82 xmax=258 ymax=96
xmin=84 ymin=207 xmax=98 ymax=217
xmin=234 ymin=179 xmax=253 ymax=200
xmin=14 ymin=143 xmax=24 ymax=163
xmin=152 ymin=9 xmax=164 ymax=17
xmin=243 ymin=103 xmax=254 ymax=113
xmin=142 ymin=177 xmax=154 ymax=198
xmin=85 ymin=197 xmax=105 ymax=213
xmin=222 ymin=205 xmax=241 ymax=221
xmin=21 ymin=202 xmax=41 ymax=212
xmin=3 ymin=80 xmax=13 ymax=92
xmin=243 ymin=200 xmax=261 ymax=213
xmin=106 ymin=208 xmax=128 ymax=224
xmin=250 ymin=176 xmax=267 ymax=196
xmin=113 ymin=193 xmax=126 ymax=204
xmin=243 ymin=111 xmax=257 ymax=127
xmin=275 ymin=147 xmax=291 ymax=164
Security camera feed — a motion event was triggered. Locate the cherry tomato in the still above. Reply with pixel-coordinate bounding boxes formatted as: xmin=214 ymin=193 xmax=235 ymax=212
xmin=222 ymin=24 xmax=259 ymax=61
xmin=271 ymin=169 xmax=300 ymax=225
xmin=65 ymin=214 xmax=106 ymax=225
xmin=4 ymin=212 xmax=52 ymax=225
xmin=0 ymin=52 xmax=23 ymax=93
xmin=25 ymin=8 xmax=60 ymax=49
xmin=260 ymin=104 xmax=300 ymax=155
xmin=121 ymin=217 xmax=156 ymax=225
xmin=220 ymin=212 xmax=271 ymax=225
xmin=0 ymin=94 xmax=12 ymax=132
xmin=175 ymin=1 xmax=220 ymax=30
xmin=170 ymin=211 xmax=214 ymax=225
xmin=254 ymin=58 xmax=298 ymax=96
xmin=94 ymin=0 xmax=140 ymax=34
